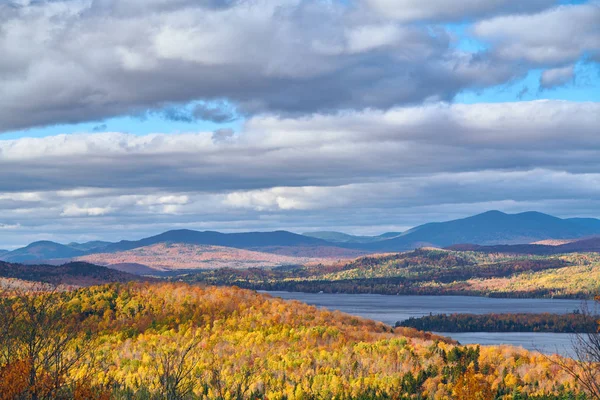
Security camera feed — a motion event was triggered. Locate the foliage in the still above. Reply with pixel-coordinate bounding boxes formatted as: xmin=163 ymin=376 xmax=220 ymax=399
xmin=0 ymin=283 xmax=592 ymax=399
xmin=179 ymin=250 xmax=600 ymax=299
xmin=396 ymin=312 xmax=598 ymax=333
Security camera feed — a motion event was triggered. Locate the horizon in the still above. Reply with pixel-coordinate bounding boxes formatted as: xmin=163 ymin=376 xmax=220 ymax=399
xmin=3 ymin=209 xmax=599 ymax=250
xmin=1 ymin=0 xmax=599 ymax=249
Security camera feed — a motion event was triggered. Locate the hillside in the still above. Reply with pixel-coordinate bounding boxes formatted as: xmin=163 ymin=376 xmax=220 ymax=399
xmin=0 ymin=282 xmax=587 ymax=399
xmin=447 ymin=237 xmax=600 ymax=255
xmin=76 ymin=243 xmax=346 ymax=273
xmin=363 ymin=211 xmax=600 ymax=251
xmin=0 ymin=260 xmax=147 ymax=287
xmin=181 ymin=249 xmax=600 ymax=298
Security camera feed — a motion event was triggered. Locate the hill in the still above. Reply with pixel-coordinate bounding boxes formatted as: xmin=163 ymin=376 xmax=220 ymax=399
xmin=447 ymin=236 xmax=600 ymax=255
xmin=363 ymin=211 xmax=600 ymax=251
xmin=76 ymin=243 xmax=348 ymax=273
xmin=0 ymin=241 xmax=85 ymax=263
xmin=0 ymin=282 xmax=586 ymax=399
xmin=100 ymin=229 xmax=333 ymax=253
xmin=181 ymin=249 xmax=600 ymax=299
xmin=0 ymin=260 xmax=147 ymax=287
xmin=5 ymin=211 xmax=600 ymax=261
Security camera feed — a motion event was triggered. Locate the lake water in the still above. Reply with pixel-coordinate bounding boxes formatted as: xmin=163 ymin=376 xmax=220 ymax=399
xmin=263 ymin=291 xmax=587 ymax=357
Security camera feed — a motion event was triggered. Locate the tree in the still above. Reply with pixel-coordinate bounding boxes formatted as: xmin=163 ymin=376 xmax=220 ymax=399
xmin=552 ymin=296 xmax=600 ymax=399
xmin=0 ymin=291 xmax=94 ymax=400
xmin=453 ymin=364 xmax=494 ymax=400
xmin=146 ymin=328 xmax=203 ymax=400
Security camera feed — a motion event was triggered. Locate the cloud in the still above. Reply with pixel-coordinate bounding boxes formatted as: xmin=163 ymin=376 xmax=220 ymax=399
xmin=193 ymin=103 xmax=237 ymax=123
xmin=92 ymin=123 xmax=108 ymax=132
xmin=1 ymin=100 xmax=600 ymax=246
xmin=1 ymin=100 xmax=599 ymax=195
xmin=474 ymin=3 xmax=600 ymax=66
xmin=540 ymin=65 xmax=575 ymax=90
xmin=61 ymin=204 xmax=113 ymax=217
xmin=516 ymin=86 xmax=529 ymax=99
xmin=212 ymin=128 xmax=235 ymax=142
xmin=0 ymin=0 xmax=581 ymax=133
xmin=363 ymin=0 xmax=557 ymax=22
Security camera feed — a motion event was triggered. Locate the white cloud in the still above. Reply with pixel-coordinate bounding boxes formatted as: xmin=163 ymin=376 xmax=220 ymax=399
xmin=61 ymin=204 xmax=113 ymax=217
xmin=474 ymin=3 xmax=600 ymax=65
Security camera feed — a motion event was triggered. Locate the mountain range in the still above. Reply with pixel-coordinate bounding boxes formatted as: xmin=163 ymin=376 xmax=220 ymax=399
xmin=3 ymin=210 xmax=600 ymax=266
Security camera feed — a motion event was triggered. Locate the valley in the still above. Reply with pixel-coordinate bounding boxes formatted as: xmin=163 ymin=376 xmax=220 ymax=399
xmin=2 ymin=210 xmax=600 ymax=399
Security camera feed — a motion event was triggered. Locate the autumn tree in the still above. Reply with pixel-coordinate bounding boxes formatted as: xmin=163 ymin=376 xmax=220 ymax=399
xmin=0 ymin=291 xmax=94 ymax=399
xmin=549 ymin=296 xmax=600 ymax=399
xmin=453 ymin=365 xmax=494 ymax=400
xmin=144 ymin=327 xmax=203 ymax=400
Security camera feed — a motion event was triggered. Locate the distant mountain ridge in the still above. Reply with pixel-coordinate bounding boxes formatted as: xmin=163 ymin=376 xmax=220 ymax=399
xmin=448 ymin=236 xmax=600 ymax=255
xmin=361 ymin=211 xmax=600 ymax=251
xmin=0 ymin=241 xmax=85 ymax=263
xmin=100 ymin=229 xmax=331 ymax=253
xmin=3 ymin=211 xmax=600 ymax=263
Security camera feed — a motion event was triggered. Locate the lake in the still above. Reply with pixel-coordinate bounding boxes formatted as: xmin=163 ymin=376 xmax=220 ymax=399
xmin=263 ymin=291 xmax=587 ymax=357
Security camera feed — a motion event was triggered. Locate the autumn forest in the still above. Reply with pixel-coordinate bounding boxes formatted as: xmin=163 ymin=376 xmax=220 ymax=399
xmin=0 ymin=282 xmax=598 ymax=400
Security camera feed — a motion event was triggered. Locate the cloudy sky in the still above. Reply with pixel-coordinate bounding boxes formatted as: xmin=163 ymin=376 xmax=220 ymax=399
xmin=1 ymin=0 xmax=599 ymax=248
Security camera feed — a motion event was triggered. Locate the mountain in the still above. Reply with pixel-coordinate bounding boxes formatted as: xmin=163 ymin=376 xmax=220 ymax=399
xmin=0 ymin=241 xmax=85 ymax=263
xmin=302 ymin=231 xmax=401 ymax=243
xmin=377 ymin=232 xmax=403 ymax=239
xmin=67 ymin=240 xmax=112 ymax=252
xmin=449 ymin=236 xmax=600 ymax=255
xmin=0 ymin=260 xmax=147 ymax=286
xmin=100 ymin=229 xmax=332 ymax=253
xmin=0 ymin=250 xmax=8 ymax=256
xmin=76 ymin=243 xmax=349 ymax=273
xmin=5 ymin=211 xmax=600 ymax=261
xmin=363 ymin=211 xmax=600 ymax=251
xmin=566 ymin=217 xmax=600 ymax=231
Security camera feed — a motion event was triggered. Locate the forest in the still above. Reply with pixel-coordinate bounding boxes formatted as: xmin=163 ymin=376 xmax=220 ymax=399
xmin=396 ymin=312 xmax=599 ymax=333
xmin=179 ymin=250 xmax=600 ymax=299
xmin=0 ymin=282 xmax=594 ymax=399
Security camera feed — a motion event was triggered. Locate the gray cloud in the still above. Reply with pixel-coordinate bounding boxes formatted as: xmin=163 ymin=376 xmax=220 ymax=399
xmin=1 ymin=100 xmax=599 ymax=194
xmin=0 ymin=0 xmax=582 ymax=133
xmin=1 ymin=100 xmax=600 ymax=247
xmin=212 ymin=128 xmax=235 ymax=142
xmin=540 ymin=65 xmax=575 ymax=90
xmin=473 ymin=3 xmax=600 ymax=66
xmin=92 ymin=123 xmax=108 ymax=132
xmin=362 ymin=0 xmax=557 ymax=23
xmin=193 ymin=103 xmax=237 ymax=123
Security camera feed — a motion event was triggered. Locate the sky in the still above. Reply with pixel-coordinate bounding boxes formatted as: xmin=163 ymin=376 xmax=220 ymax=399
xmin=0 ymin=0 xmax=599 ymax=248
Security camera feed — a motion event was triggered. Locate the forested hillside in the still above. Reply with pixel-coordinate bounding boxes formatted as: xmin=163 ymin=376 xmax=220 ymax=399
xmin=0 ymin=283 xmax=589 ymax=399
xmin=0 ymin=261 xmax=148 ymax=287
xmin=180 ymin=249 xmax=600 ymax=299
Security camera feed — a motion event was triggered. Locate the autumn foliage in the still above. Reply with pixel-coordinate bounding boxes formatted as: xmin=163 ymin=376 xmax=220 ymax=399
xmin=0 ymin=283 xmax=592 ymax=399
